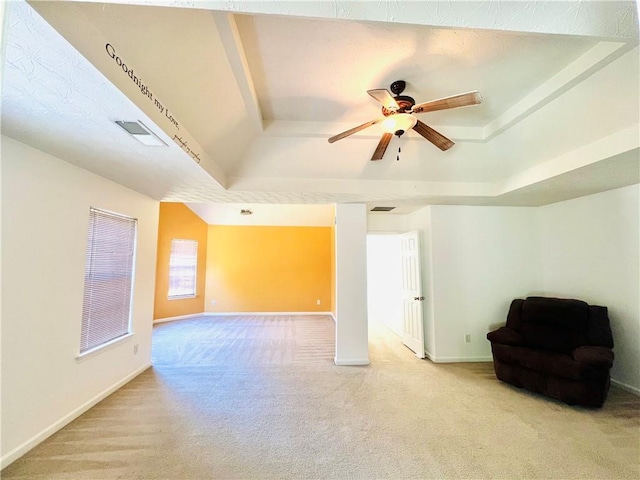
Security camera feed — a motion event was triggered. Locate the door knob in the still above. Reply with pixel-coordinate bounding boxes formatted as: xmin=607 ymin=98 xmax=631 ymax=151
xmin=414 ymin=296 xmax=425 ymax=301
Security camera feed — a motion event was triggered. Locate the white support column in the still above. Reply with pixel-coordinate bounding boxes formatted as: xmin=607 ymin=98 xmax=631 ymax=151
xmin=334 ymin=203 xmax=369 ymax=366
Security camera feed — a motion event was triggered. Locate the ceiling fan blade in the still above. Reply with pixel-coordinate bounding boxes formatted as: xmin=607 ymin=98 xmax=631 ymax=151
xmin=413 ymin=120 xmax=454 ymax=151
xmin=328 ymin=118 xmax=383 ymax=143
xmin=411 ymin=91 xmax=482 ymax=114
xmin=367 ymin=89 xmax=400 ymax=111
xmin=371 ymin=133 xmax=393 ymax=161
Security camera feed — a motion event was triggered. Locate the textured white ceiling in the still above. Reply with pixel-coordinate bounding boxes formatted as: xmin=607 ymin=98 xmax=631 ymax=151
xmin=2 ymin=0 xmax=638 ymax=212
xmin=52 ymin=0 xmax=640 ymax=41
xmin=235 ymin=14 xmax=597 ymax=125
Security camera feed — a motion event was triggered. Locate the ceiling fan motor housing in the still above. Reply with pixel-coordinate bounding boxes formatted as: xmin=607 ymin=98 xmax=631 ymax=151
xmin=390 ymin=80 xmax=406 ymax=95
xmin=382 ymin=96 xmax=415 ymax=116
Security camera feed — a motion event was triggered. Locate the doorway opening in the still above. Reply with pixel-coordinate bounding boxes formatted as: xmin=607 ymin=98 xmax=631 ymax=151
xmin=366 ymin=232 xmax=425 ymax=358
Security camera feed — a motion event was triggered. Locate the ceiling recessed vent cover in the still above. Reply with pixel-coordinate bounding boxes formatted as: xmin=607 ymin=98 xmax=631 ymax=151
xmin=115 ymin=120 xmax=167 ymax=146
xmin=370 ymin=206 xmax=396 ymax=212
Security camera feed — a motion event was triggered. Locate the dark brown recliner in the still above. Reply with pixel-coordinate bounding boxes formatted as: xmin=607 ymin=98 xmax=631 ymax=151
xmin=487 ymin=296 xmax=614 ymax=407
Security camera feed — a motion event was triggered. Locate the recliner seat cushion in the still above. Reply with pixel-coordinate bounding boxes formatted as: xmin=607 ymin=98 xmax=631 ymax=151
xmin=491 ymin=344 xmax=604 ymax=381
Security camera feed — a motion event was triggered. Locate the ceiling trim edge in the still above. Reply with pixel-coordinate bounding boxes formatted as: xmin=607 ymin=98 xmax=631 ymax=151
xmin=497 ymin=125 xmax=640 ymax=195
xmin=212 ymin=12 xmax=264 ymax=132
xmin=60 ymin=0 xmax=640 ymax=41
xmin=483 ymin=41 xmax=634 ymax=140
xmin=226 ymin=124 xmax=640 ymax=201
xmin=262 ymin=42 xmax=633 ymax=144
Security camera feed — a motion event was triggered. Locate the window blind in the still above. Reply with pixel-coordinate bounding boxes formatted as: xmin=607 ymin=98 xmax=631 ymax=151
xmin=168 ymin=239 xmax=198 ymax=298
xmin=80 ymin=208 xmax=137 ymax=354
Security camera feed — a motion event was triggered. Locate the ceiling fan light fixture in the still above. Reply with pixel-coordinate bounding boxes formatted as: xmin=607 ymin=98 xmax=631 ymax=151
xmin=329 ymin=81 xmax=481 ymax=159
xmin=382 ymin=113 xmax=417 ymax=137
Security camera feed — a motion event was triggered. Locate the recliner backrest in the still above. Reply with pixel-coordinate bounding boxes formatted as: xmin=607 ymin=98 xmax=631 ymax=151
xmin=505 ymin=298 xmax=525 ymax=330
xmin=504 ymin=297 xmax=614 ymax=353
xmin=519 ymin=297 xmax=589 ymax=353
xmin=587 ymin=305 xmax=614 ymax=348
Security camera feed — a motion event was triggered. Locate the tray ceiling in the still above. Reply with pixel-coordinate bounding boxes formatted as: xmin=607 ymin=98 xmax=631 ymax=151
xmin=2 ymin=0 xmax=638 ymax=213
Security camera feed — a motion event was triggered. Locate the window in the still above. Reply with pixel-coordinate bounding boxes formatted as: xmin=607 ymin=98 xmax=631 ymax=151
xmin=168 ymin=239 xmax=198 ymax=298
xmin=80 ymin=208 xmax=137 ymax=354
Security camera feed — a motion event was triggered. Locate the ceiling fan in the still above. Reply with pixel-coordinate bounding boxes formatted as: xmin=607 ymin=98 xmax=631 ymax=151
xmin=328 ymin=80 xmax=482 ymax=160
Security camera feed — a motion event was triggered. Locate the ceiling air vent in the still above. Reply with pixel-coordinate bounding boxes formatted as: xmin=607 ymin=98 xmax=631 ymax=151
xmin=115 ymin=120 xmax=167 ymax=146
xmin=370 ymin=206 xmax=396 ymax=212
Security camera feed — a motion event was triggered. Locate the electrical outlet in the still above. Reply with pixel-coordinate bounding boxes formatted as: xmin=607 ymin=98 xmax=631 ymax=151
xmin=211 ymin=300 xmax=216 ymax=306
xmin=133 ymin=344 xmax=139 ymax=355
xmin=316 ymin=299 xmax=321 ymax=305
xmin=464 ymin=334 xmax=471 ymax=343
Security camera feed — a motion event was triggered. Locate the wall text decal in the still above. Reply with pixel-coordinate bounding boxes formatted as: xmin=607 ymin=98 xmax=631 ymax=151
xmin=105 ymin=43 xmax=180 ymax=126
xmin=173 ymin=135 xmax=202 ymax=164
xmin=105 ymin=43 xmax=203 ymax=164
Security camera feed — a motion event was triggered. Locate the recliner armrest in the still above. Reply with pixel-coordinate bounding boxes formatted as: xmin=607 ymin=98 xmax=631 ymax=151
xmin=572 ymin=346 xmax=614 ymax=369
xmin=487 ymin=327 xmax=523 ymax=346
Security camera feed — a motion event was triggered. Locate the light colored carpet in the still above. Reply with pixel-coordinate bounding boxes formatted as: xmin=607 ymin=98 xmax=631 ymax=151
xmin=3 ymin=315 xmax=639 ymax=479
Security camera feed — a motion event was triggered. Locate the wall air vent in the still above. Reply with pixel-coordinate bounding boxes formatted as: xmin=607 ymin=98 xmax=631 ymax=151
xmin=370 ymin=206 xmax=396 ymax=212
xmin=115 ymin=120 xmax=167 ymax=146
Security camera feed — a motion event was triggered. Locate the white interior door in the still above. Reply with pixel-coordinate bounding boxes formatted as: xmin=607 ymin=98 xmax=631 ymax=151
xmin=400 ymin=231 xmax=425 ymax=358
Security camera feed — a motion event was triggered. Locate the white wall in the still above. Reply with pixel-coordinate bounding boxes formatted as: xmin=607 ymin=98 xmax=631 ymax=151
xmin=409 ymin=205 xmax=542 ymax=362
xmin=367 ymin=213 xmax=408 ymax=233
xmin=366 ymin=235 xmax=402 ymax=336
xmin=334 ymin=203 xmax=369 ymax=365
xmin=539 ymin=185 xmax=640 ymax=392
xmin=1 ymin=137 xmax=159 ymax=467
xmin=402 ymin=191 xmax=639 ymax=392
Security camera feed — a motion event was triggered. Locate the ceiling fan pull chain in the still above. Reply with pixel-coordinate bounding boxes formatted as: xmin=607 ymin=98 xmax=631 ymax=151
xmin=397 ymin=146 xmax=401 ymax=161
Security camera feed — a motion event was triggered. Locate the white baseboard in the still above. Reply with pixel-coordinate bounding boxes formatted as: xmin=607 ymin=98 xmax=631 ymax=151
xmin=204 ymin=311 xmax=333 ymax=316
xmin=153 ymin=313 xmax=204 ymax=324
xmin=334 ymin=357 xmax=370 ymax=366
xmin=0 ymin=363 xmax=151 ymax=470
xmin=426 ymin=353 xmax=493 ymax=363
xmin=611 ymin=378 xmax=640 ymax=396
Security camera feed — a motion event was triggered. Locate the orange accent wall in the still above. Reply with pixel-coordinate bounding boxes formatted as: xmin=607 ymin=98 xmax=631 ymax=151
xmin=154 ymin=203 xmax=208 ymax=320
xmin=205 ymin=226 xmax=332 ymax=312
